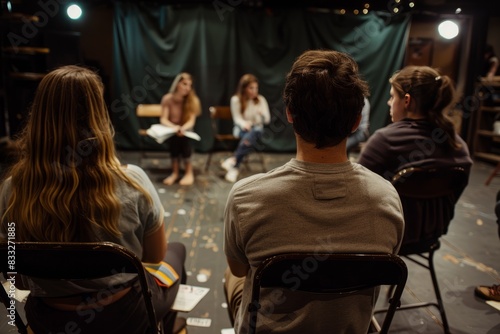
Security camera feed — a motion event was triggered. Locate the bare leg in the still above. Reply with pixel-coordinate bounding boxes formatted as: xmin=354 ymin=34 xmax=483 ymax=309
xmin=179 ymin=160 xmax=194 ymax=186
xmin=163 ymin=158 xmax=179 ymax=185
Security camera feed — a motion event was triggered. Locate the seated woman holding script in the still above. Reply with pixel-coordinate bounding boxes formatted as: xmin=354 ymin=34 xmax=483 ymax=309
xmin=160 ymin=72 xmax=202 ymax=186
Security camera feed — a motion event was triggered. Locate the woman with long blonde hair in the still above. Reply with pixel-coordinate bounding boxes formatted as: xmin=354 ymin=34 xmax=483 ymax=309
xmin=0 ymin=65 xmax=186 ymax=333
xmin=221 ymin=73 xmax=270 ymax=182
xmin=160 ymin=72 xmax=201 ymax=186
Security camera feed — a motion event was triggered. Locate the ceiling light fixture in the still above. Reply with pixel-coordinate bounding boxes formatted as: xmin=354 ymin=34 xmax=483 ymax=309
xmin=438 ymin=20 xmax=459 ymax=39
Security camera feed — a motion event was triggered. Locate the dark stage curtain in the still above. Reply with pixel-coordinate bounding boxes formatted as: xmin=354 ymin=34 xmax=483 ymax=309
xmin=112 ymin=3 xmax=410 ymax=152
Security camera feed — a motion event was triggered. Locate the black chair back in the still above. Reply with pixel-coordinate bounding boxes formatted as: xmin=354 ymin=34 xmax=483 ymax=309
xmin=0 ymin=241 xmax=159 ymax=334
xmin=249 ymin=253 xmax=408 ymax=334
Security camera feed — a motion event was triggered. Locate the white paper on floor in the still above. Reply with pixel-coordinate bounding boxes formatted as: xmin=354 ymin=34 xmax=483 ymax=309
xmin=486 ymin=300 xmax=500 ymax=311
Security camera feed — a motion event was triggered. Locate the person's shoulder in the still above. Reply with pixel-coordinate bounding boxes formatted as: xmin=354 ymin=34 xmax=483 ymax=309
xmin=354 ymin=163 xmax=398 ymax=194
xmin=229 ymin=165 xmax=286 ymax=194
xmin=121 ymin=164 xmax=150 ymax=181
xmin=372 ymin=120 xmax=412 ymax=136
xmin=367 ymin=124 xmax=392 ymax=141
xmin=161 ymin=93 xmax=174 ymax=103
xmin=230 ymin=95 xmax=239 ymax=103
xmin=257 ymin=94 xmax=268 ymax=102
xmin=231 ymin=172 xmax=266 ymax=190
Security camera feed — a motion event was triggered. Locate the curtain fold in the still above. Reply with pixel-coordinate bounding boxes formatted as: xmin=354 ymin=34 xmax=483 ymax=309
xmin=112 ymin=4 xmax=410 ymax=152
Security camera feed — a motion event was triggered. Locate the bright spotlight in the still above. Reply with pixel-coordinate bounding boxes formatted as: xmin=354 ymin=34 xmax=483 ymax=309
xmin=438 ymin=20 xmax=459 ymax=39
xmin=67 ymin=4 xmax=82 ymax=20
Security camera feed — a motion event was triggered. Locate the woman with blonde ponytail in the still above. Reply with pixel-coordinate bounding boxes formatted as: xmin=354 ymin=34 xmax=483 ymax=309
xmin=358 ymin=65 xmax=472 ymax=180
xmin=0 ymin=65 xmax=186 ymax=334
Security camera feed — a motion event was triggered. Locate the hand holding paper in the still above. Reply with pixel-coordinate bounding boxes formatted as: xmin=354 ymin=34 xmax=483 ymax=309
xmin=146 ymin=124 xmax=201 ymax=144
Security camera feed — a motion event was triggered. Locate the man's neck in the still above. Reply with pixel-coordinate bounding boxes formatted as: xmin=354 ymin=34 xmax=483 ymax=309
xmin=295 ymin=135 xmax=349 ymax=163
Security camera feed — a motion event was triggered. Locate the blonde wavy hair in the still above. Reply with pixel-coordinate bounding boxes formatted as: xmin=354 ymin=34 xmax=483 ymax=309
xmin=169 ymin=72 xmax=201 ymax=124
xmin=2 ymin=65 xmax=152 ymax=242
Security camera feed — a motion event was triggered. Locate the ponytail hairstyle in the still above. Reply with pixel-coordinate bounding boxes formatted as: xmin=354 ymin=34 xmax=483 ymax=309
xmin=235 ymin=74 xmax=260 ymax=115
xmin=2 ymin=65 xmax=152 ymax=242
xmin=389 ymin=66 xmax=461 ymax=150
xmin=169 ymin=72 xmax=201 ymax=124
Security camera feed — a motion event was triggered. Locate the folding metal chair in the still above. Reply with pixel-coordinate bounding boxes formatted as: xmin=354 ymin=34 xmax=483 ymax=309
xmin=248 ymin=253 xmax=408 ymax=334
xmin=204 ymin=105 xmax=265 ymax=173
xmin=0 ymin=241 xmax=160 ymax=334
xmin=376 ymin=166 xmax=469 ymax=334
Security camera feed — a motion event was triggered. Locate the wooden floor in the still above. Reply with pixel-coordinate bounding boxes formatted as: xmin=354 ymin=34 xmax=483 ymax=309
xmin=1 ymin=150 xmax=500 ymax=334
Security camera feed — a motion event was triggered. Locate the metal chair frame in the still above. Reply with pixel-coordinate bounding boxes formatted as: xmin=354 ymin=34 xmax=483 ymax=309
xmin=204 ymin=105 xmax=265 ymax=173
xmin=375 ymin=166 xmax=469 ymax=334
xmin=248 ymin=252 xmax=408 ymax=334
xmin=0 ymin=241 xmax=160 ymax=334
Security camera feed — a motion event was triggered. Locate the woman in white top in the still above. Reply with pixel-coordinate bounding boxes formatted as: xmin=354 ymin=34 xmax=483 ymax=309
xmin=221 ymin=74 xmax=271 ymax=182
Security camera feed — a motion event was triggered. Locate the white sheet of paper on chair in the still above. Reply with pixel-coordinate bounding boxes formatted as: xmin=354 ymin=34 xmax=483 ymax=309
xmin=146 ymin=124 xmax=201 ymax=144
xmin=171 ymin=284 xmax=210 ymax=312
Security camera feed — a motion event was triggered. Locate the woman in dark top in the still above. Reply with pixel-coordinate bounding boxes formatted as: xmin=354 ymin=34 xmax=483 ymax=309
xmin=358 ymin=65 xmax=473 ymax=247
xmin=358 ymin=65 xmax=472 ymax=181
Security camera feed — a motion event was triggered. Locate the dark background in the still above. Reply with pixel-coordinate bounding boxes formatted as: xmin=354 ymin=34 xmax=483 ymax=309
xmin=0 ymin=0 xmax=498 ymax=153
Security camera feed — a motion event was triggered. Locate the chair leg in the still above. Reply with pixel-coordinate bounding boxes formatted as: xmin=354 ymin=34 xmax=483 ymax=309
xmin=369 ymin=316 xmax=381 ymax=333
xmin=205 ymin=151 xmax=213 ymax=172
xmin=173 ymin=317 xmax=187 ymax=334
xmin=258 ymin=152 xmax=266 ymax=172
xmin=485 ymin=161 xmax=500 ymax=186
xmin=376 ymin=251 xmax=451 ymax=334
xmin=428 ymin=249 xmax=450 ymax=334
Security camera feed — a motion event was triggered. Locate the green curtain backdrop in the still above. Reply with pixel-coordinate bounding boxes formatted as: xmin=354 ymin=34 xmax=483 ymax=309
xmin=112 ymin=3 xmax=410 ymax=152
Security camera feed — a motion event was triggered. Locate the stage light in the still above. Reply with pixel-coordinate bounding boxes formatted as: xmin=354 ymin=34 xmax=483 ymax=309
xmin=67 ymin=4 xmax=82 ymax=20
xmin=438 ymin=20 xmax=459 ymax=39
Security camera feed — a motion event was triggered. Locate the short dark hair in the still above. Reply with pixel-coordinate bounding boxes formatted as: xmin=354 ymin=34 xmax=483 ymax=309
xmin=283 ymin=49 xmax=369 ymax=148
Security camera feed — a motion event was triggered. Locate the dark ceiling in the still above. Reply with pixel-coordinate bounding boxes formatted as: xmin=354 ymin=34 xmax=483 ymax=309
xmin=79 ymin=0 xmax=500 ymax=14
xmin=4 ymin=0 xmax=500 ymax=16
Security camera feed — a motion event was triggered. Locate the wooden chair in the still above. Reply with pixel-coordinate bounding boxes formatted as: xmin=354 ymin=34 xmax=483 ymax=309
xmin=0 ymin=241 xmax=161 ymax=334
xmin=137 ymin=103 xmax=162 ymax=137
xmin=204 ymin=105 xmax=265 ymax=173
xmin=376 ymin=166 xmax=469 ymax=334
xmin=247 ymin=253 xmax=408 ymax=334
xmin=136 ymin=104 xmax=165 ymax=165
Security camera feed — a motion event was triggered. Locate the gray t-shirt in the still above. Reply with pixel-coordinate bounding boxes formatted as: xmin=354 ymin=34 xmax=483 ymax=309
xmin=0 ymin=164 xmax=163 ymax=296
xmin=224 ymin=159 xmax=404 ymax=333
